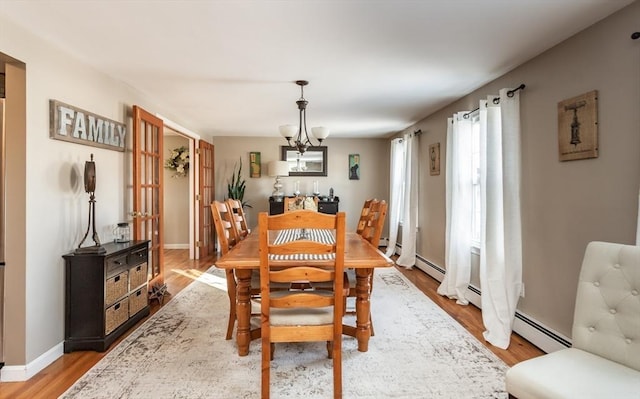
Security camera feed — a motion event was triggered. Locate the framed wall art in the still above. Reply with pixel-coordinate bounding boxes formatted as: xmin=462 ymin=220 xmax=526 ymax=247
xmin=249 ymin=152 xmax=261 ymax=178
xmin=349 ymin=154 xmax=360 ymax=180
xmin=557 ymin=90 xmax=598 ymax=161
xmin=429 ymin=143 xmax=440 ymax=175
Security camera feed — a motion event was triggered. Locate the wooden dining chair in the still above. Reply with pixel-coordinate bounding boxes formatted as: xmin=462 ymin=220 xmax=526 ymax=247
xmin=355 ymin=198 xmax=375 ymax=235
xmin=211 ymin=200 xmax=260 ymax=340
xmin=259 ymin=210 xmax=345 ymax=399
xmin=344 ymin=199 xmax=387 ymax=337
xmin=359 ymin=199 xmax=387 ymax=249
xmin=226 ymin=198 xmax=250 ymax=239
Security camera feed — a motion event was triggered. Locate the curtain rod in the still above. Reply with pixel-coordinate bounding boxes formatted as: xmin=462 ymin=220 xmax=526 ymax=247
xmin=462 ymin=84 xmax=526 ymax=119
xmin=397 ymin=129 xmax=422 ymax=142
xmin=632 ymin=32 xmax=639 ymax=40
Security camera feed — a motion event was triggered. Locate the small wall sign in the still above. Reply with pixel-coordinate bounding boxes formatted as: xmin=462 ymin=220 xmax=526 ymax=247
xmin=250 ymin=152 xmax=261 ymax=178
xmin=349 ymin=154 xmax=360 ymax=180
xmin=49 ymin=99 xmax=126 ymax=152
xmin=557 ymin=90 xmax=598 ymax=161
xmin=429 ymin=142 xmax=440 ymax=175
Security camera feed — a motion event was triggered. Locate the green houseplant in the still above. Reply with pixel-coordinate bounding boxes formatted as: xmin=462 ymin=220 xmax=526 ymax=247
xmin=227 ymin=157 xmax=252 ymax=208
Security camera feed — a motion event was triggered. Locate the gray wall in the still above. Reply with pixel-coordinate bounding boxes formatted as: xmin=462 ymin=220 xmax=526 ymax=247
xmin=209 ymin=136 xmax=390 ymax=233
xmin=405 ymin=2 xmax=640 ymax=338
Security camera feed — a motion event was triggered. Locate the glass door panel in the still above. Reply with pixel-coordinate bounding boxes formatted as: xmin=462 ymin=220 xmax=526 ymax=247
xmin=133 ymin=106 xmax=164 ymax=287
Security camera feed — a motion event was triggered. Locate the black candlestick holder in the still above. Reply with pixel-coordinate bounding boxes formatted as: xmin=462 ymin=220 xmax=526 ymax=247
xmin=76 ymin=154 xmax=105 ymax=254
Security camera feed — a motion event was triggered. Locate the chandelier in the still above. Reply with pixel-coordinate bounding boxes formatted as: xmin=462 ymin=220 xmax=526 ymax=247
xmin=279 ymin=80 xmax=329 ymax=154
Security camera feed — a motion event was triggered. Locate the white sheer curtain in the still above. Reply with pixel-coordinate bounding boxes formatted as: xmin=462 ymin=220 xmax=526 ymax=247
xmin=437 ymin=114 xmax=473 ymax=304
xmin=386 ymin=133 xmax=418 ymax=268
xmin=396 ymin=132 xmax=418 ymax=268
xmin=386 ymin=138 xmax=404 ymax=257
xmin=479 ymin=88 xmax=523 ymax=349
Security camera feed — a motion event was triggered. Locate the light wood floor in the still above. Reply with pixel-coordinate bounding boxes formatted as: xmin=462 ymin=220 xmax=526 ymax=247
xmin=394 ymin=265 xmax=545 ymax=367
xmin=0 ymin=249 xmax=544 ymax=398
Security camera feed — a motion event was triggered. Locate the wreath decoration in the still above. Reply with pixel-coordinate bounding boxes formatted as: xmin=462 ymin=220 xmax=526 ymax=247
xmin=165 ymin=146 xmax=189 ymax=178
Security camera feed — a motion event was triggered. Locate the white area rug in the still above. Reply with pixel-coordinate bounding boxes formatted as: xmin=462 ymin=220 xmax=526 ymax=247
xmin=60 ymin=267 xmax=508 ymax=398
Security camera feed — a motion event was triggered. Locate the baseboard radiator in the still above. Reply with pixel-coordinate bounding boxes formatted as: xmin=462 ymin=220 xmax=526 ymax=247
xmin=391 ymin=243 xmax=571 ymax=354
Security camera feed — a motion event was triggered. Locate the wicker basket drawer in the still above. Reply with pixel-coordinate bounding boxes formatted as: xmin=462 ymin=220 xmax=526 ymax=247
xmin=105 ymin=297 xmax=129 ymax=335
xmin=129 ymin=262 xmax=148 ymax=289
xmin=129 ymin=285 xmax=148 ymax=316
xmin=106 ymin=270 xmax=128 ymax=306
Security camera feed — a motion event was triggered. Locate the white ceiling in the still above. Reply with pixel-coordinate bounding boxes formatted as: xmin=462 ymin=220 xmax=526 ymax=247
xmin=0 ymin=0 xmax=634 ymax=139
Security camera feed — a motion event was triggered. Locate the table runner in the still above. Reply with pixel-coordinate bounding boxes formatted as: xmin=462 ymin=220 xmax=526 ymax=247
xmin=270 ymin=229 xmax=335 ymax=260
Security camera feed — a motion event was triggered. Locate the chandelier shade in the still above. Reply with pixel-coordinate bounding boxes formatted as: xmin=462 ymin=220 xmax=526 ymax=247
xmin=311 ymin=126 xmax=330 ymax=140
xmin=279 ymin=125 xmax=298 ymax=139
xmin=280 ymin=80 xmax=329 ymax=154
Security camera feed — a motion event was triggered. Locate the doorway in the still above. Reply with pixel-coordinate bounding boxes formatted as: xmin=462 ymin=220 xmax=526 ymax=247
xmin=160 ymin=118 xmax=198 ymax=259
xmin=163 ymin=128 xmax=191 ymax=254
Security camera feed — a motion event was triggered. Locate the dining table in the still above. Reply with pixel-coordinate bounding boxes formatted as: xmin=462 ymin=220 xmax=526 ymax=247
xmin=215 ymin=228 xmax=394 ymax=356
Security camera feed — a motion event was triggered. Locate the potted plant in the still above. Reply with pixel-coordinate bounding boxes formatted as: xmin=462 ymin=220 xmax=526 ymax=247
xmin=227 ymin=157 xmax=252 ymax=208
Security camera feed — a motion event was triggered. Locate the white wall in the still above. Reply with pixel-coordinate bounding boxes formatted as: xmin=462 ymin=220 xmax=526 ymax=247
xmin=0 ymin=14 xmax=200 ymax=378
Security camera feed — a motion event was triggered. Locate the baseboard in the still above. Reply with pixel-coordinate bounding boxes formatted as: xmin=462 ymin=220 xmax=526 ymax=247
xmin=0 ymin=341 xmax=63 ymax=382
xmin=397 ymin=244 xmax=572 ymax=354
xmin=413 ymin=252 xmax=481 ymax=309
xmin=512 ymin=311 xmax=571 ymax=353
xmin=164 ymin=243 xmax=189 ymax=250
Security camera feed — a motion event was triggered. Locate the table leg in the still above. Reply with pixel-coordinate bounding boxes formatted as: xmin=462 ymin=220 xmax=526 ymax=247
xmin=235 ymin=269 xmax=252 ymax=356
xmin=355 ymin=268 xmax=373 ymax=352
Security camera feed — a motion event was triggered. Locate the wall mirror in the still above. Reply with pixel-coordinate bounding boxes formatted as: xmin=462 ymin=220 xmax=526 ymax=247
xmin=280 ymin=146 xmax=328 ymax=177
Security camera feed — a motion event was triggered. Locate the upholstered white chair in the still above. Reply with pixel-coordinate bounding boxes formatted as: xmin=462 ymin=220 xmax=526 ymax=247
xmin=506 ymin=241 xmax=640 ymax=399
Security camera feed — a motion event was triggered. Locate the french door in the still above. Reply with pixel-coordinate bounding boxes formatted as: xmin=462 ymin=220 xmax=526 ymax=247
xmin=198 ymin=140 xmax=215 ymax=257
xmin=132 ymin=105 xmax=164 ymax=287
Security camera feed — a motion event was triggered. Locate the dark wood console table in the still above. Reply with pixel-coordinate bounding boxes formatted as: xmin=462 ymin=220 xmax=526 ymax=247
xmin=269 ymin=196 xmax=339 ymax=215
xmin=63 ymin=240 xmax=150 ymax=352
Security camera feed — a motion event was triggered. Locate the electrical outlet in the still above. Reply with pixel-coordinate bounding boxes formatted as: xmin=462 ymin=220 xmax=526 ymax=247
xmin=520 ymin=283 xmax=525 ymax=298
